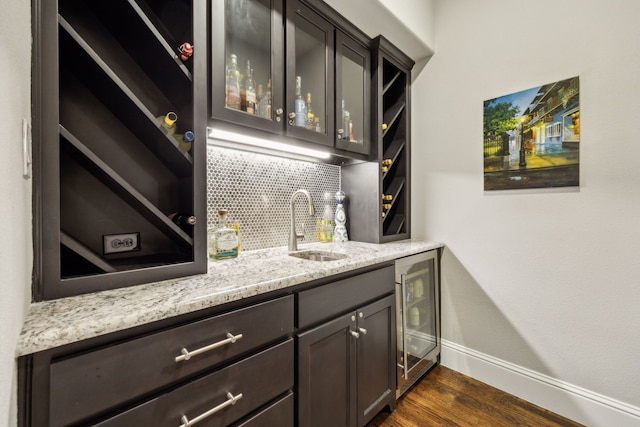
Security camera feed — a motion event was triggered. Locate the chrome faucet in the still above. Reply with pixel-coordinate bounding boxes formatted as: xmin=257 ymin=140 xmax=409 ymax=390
xmin=289 ymin=189 xmax=315 ymax=251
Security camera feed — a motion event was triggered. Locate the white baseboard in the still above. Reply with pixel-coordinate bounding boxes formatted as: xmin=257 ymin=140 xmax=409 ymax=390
xmin=440 ymin=339 xmax=640 ymax=427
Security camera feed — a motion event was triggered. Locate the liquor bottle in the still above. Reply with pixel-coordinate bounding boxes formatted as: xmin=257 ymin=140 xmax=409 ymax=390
xmin=314 ymin=117 xmax=321 ymax=133
xmin=256 ymin=84 xmax=264 ymax=107
xmin=173 ymin=130 xmax=194 ymax=153
xmin=208 ymin=209 xmax=239 ymax=260
xmin=333 ymin=190 xmax=348 ymax=244
xmin=225 ymin=54 xmax=241 ymax=110
xmin=241 ymin=61 xmax=256 ymax=114
xmin=157 ymin=112 xmax=177 ymax=134
xmin=258 ymin=78 xmax=272 ymax=119
xmin=341 ymin=100 xmax=350 ymax=140
xmin=168 ymin=212 xmax=196 ymax=233
xmin=305 ymin=92 xmax=314 ymax=130
xmin=319 ymin=192 xmax=334 ymax=243
xmin=348 ymin=119 xmax=354 ymax=141
xmin=294 ymin=76 xmax=307 ymax=127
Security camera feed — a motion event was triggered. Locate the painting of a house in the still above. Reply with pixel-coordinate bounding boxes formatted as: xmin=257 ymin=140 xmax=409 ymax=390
xmin=483 ymin=76 xmax=580 ymax=191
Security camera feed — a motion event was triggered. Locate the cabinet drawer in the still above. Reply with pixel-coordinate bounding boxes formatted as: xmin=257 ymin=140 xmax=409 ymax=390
xmin=297 ymin=265 xmax=394 ymax=329
xmin=94 ymin=339 xmax=294 ymax=427
xmin=49 ymin=295 xmax=294 ymax=426
xmin=234 ymin=392 xmax=294 ymax=427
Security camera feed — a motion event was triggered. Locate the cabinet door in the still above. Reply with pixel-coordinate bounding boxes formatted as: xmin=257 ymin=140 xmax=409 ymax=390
xmin=285 ymin=0 xmax=335 ymax=146
xmin=356 ymin=294 xmax=397 ymax=426
xmin=211 ymin=0 xmax=285 ymax=132
xmin=335 ymin=30 xmax=370 ymax=156
xmin=297 ymin=312 xmax=357 ymax=427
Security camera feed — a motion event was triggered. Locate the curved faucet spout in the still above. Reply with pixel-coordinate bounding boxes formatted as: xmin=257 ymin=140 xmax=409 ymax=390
xmin=289 ymin=189 xmax=315 ymax=251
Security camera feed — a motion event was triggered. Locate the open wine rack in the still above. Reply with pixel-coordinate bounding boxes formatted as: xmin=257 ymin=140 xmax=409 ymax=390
xmin=32 ymin=0 xmax=207 ymax=300
xmin=343 ymin=35 xmax=414 ymax=243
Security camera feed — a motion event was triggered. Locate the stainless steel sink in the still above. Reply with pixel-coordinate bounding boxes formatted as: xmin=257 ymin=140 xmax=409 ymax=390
xmin=289 ymin=250 xmax=349 ymax=262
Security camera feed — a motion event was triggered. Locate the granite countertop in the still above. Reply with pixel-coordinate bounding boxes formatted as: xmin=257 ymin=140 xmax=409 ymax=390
xmin=16 ymin=239 xmax=443 ymax=357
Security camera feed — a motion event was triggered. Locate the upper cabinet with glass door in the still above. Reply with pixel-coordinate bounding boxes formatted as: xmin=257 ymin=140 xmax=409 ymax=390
xmin=210 ymin=0 xmax=371 ymax=159
xmin=211 ymin=0 xmax=285 ymax=132
xmin=335 ymin=30 xmax=370 ymax=155
xmin=285 ymin=0 xmax=334 ymax=147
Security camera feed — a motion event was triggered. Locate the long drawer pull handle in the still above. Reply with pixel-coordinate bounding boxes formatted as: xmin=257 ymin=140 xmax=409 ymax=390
xmin=175 ymin=333 xmax=243 ymax=362
xmin=179 ymin=392 xmax=243 ymax=427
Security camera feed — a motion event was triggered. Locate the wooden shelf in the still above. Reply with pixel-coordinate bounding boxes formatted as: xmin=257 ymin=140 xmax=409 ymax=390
xmin=384 ymin=214 xmax=405 ymax=236
xmin=382 ymin=98 xmax=406 ymax=133
xmin=59 ymin=21 xmax=193 ymax=177
xmin=383 ymin=70 xmax=402 ymax=95
xmin=60 ymin=125 xmax=193 ymax=248
xmin=60 ymin=232 xmax=117 ymax=274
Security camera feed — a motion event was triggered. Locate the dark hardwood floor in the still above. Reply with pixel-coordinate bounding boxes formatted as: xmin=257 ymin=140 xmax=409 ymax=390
xmin=367 ymin=365 xmax=585 ymax=427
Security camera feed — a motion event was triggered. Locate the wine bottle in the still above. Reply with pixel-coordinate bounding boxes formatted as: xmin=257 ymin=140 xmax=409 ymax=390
xmin=177 ymin=42 xmax=193 ymax=62
xmin=173 ymin=130 xmax=194 ymax=153
xmin=157 ymin=112 xmax=177 ymax=134
xmin=168 ymin=213 xmax=196 ymax=232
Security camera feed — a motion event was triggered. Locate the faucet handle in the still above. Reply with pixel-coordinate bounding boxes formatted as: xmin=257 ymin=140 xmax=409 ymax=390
xmin=296 ymin=223 xmax=305 ymax=241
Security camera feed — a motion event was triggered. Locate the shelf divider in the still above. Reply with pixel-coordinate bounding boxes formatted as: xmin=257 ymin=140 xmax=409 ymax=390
xmin=60 ymin=125 xmax=193 ymax=247
xmin=60 ymin=231 xmax=117 ymax=273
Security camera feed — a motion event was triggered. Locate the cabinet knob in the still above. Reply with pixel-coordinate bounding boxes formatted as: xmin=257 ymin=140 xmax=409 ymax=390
xmin=350 ymin=330 xmax=360 ymax=339
xmin=358 ymin=327 xmax=367 ymax=335
xmin=275 ymin=108 xmax=284 ymax=115
xmin=288 ymin=112 xmax=296 ymax=119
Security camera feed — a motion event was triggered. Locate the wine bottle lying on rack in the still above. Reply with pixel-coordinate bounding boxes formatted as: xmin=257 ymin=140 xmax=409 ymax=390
xmin=168 ymin=213 xmax=196 ymax=232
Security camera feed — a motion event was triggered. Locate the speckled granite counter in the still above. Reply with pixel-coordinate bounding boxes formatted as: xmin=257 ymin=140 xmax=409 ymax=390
xmin=17 ymin=239 xmax=443 ymax=357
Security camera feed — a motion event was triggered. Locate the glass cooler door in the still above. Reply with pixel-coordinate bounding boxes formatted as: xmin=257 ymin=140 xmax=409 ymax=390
xmin=396 ymin=251 xmax=439 ymax=386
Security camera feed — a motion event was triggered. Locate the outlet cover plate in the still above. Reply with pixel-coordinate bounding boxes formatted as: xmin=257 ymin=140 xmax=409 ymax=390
xmin=103 ymin=233 xmax=140 ymax=255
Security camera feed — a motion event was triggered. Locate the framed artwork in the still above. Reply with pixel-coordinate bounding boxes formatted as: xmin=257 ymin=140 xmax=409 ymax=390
xmin=483 ymin=76 xmax=580 ymax=191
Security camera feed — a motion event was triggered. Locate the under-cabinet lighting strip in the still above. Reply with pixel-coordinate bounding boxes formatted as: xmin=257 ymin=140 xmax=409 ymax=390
xmin=207 ymin=128 xmax=331 ymax=160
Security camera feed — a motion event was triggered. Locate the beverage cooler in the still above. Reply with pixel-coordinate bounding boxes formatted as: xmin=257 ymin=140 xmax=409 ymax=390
xmin=395 ymin=250 xmax=440 ymax=397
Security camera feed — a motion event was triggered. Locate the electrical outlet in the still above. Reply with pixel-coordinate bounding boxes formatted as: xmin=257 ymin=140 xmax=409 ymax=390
xmin=103 ymin=233 xmax=140 ymax=255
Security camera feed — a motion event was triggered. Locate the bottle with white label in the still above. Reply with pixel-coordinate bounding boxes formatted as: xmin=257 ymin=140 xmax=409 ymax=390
xmin=208 ymin=209 xmax=239 ymax=260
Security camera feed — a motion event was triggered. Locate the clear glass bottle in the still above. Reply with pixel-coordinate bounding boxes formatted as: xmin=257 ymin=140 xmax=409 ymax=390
xmin=225 ymin=54 xmax=241 ymax=110
xmin=242 ymin=61 xmax=256 ymax=114
xmin=305 ymin=92 xmax=314 ymax=130
xmin=294 ymin=76 xmax=307 ymax=127
xmin=258 ymin=78 xmax=272 ymax=119
xmin=208 ymin=209 xmax=239 ymax=260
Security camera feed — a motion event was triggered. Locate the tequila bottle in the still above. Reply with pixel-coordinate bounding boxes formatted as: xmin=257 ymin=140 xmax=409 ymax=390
xmin=208 ymin=209 xmax=239 ymax=260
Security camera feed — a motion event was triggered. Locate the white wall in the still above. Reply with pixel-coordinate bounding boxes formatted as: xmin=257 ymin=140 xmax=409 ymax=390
xmin=0 ymin=0 xmax=32 ymax=425
xmin=411 ymin=0 xmax=640 ymax=424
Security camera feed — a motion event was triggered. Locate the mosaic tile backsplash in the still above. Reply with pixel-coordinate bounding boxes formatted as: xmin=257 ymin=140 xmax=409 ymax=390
xmin=207 ymin=145 xmax=340 ymax=251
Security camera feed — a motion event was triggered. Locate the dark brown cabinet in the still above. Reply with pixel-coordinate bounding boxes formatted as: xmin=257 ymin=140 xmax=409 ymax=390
xmin=20 ymin=295 xmax=295 ymax=426
xmin=296 ymin=265 xmax=397 ymax=427
xmin=209 ymin=0 xmax=371 ymax=159
xmin=32 ymin=0 xmax=208 ymax=300
xmin=343 ymin=35 xmax=414 ymax=243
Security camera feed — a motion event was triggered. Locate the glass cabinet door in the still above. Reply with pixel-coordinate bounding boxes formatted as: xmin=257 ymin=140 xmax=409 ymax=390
xmin=396 ymin=251 xmax=440 ymax=383
xmin=335 ymin=31 xmax=370 ymax=155
xmin=285 ymin=0 xmax=334 ymax=146
xmin=211 ymin=0 xmax=284 ymax=132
